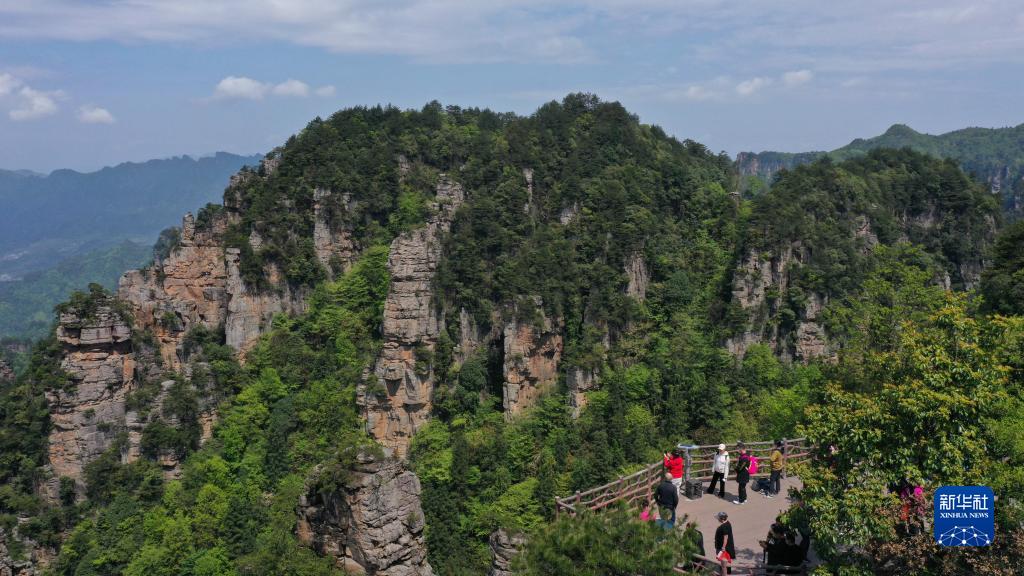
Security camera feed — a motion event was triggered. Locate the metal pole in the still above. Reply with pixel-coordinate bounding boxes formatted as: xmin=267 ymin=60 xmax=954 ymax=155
xmin=782 ymin=438 xmax=789 ymax=479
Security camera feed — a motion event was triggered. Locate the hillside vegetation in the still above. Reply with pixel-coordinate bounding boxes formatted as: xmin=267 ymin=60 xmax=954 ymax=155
xmin=0 ymin=96 xmax=1021 ymax=576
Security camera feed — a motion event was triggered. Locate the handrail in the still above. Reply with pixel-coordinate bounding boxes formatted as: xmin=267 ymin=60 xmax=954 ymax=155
xmin=555 ymin=438 xmax=810 ymax=517
xmin=675 ymin=555 xmax=809 ymax=576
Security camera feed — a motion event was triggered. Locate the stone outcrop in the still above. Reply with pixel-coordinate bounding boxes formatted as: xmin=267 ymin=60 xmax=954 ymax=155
xmin=0 ymin=358 xmax=13 ymax=383
xmin=118 ymin=212 xmax=231 ymax=368
xmin=567 ymin=366 xmax=599 ymax=417
xmin=625 ymin=251 xmax=648 ymax=301
xmin=361 ymin=177 xmax=464 ymax=456
xmin=502 ymin=305 xmax=563 ymax=417
xmin=725 ymin=245 xmax=832 ymax=362
xmin=296 ymin=456 xmax=433 ymax=576
xmin=487 ymin=529 xmax=526 ymax=576
xmin=0 ymin=527 xmax=40 ymax=576
xmin=119 ymin=206 xmax=315 ymax=363
xmin=224 ymin=250 xmax=307 ymax=351
xmin=45 ymin=305 xmax=136 ymax=497
xmin=313 ymin=187 xmax=359 ymax=275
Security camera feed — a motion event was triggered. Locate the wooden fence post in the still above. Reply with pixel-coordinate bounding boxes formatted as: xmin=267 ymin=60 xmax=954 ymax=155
xmin=574 ymin=491 xmax=581 ymax=517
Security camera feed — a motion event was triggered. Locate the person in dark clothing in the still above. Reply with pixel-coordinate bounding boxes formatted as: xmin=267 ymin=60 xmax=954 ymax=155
xmin=759 ymin=524 xmax=787 ymax=567
xmin=782 ymin=531 xmax=804 ymax=569
xmin=733 ymin=443 xmax=750 ymax=505
xmin=714 ymin=511 xmax=736 ymax=562
xmin=655 ymin=473 xmax=679 ymax=525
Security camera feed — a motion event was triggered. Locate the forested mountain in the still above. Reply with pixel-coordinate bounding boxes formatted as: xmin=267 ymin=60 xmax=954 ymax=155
xmin=0 ymin=152 xmax=261 ymax=282
xmin=1 ymin=96 xmax=1022 ymax=576
xmin=0 ymin=153 xmax=260 ymax=343
xmin=736 ymin=123 xmax=1024 ymax=219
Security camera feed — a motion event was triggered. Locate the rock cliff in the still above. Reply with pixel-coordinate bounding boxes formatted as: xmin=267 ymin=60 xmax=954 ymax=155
xmin=501 ymin=306 xmax=563 ymax=417
xmin=360 ymin=176 xmax=464 ymax=456
xmin=45 ymin=304 xmax=136 ymax=497
xmin=296 ymin=456 xmax=434 ymax=576
xmin=0 ymin=528 xmax=37 ymax=576
xmin=118 ymin=212 xmax=231 ymax=368
xmin=725 ymin=245 xmax=831 ymax=362
xmin=487 ymin=529 xmax=526 ymax=576
xmin=0 ymin=358 xmax=13 ymax=383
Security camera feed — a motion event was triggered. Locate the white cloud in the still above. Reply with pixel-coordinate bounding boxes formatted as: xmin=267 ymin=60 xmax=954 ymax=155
xmin=10 ymin=86 xmax=60 ymax=120
xmin=736 ymin=77 xmax=771 ymax=96
xmin=210 ymin=76 xmax=324 ymax=100
xmin=271 ymin=78 xmax=309 ymax=97
xmin=682 ymin=85 xmax=714 ymax=100
xmin=782 ymin=69 xmax=813 ymax=87
xmin=0 ymin=72 xmax=22 ymax=96
xmin=77 ymin=104 xmax=115 ymax=124
xmin=841 ymin=76 xmax=868 ymax=88
xmin=212 ymin=76 xmax=269 ymax=100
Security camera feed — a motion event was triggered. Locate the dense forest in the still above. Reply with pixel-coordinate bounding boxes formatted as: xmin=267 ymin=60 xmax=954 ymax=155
xmin=736 ymin=123 xmax=1024 ymax=220
xmin=1 ymin=95 xmax=1023 ymax=575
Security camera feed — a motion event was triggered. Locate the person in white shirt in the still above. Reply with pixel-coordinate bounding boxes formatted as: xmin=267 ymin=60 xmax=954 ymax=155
xmin=706 ymin=444 xmax=730 ymax=499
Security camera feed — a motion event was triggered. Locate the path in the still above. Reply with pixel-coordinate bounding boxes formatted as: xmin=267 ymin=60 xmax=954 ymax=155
xmin=677 ymin=476 xmax=807 ymax=565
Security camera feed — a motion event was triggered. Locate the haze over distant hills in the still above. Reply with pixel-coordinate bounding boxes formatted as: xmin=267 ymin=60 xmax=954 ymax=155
xmin=736 ymin=123 xmax=1024 ymax=219
xmin=0 ymin=152 xmax=261 ymax=339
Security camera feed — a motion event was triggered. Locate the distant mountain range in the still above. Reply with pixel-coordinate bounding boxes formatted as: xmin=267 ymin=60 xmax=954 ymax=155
xmin=736 ymin=123 xmax=1024 ymax=219
xmin=0 ymin=152 xmax=261 ymax=339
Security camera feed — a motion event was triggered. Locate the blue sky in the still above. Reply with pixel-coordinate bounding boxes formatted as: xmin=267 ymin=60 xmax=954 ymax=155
xmin=1 ymin=0 xmax=1022 ymax=172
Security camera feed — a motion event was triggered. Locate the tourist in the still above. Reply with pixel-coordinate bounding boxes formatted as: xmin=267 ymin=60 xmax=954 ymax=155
xmin=768 ymin=440 xmax=785 ymax=498
xmin=664 ymin=448 xmax=684 ymax=492
xmin=758 ymin=523 xmax=787 ymax=567
xmin=733 ymin=443 xmax=750 ymax=505
xmin=782 ymin=530 xmax=804 ymax=570
xmin=655 ymin=472 xmax=679 ymax=525
xmin=714 ymin=511 xmax=736 ymax=563
xmin=640 ymin=498 xmax=654 ymax=521
xmin=706 ymin=444 xmax=730 ymax=499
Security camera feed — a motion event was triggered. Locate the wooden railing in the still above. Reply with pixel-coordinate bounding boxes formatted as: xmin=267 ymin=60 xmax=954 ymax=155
xmin=553 ymin=461 xmax=664 ymax=517
xmin=675 ymin=555 xmax=809 ymax=576
xmin=683 ymin=438 xmax=811 ymax=483
xmin=554 ymin=438 xmax=811 ymax=516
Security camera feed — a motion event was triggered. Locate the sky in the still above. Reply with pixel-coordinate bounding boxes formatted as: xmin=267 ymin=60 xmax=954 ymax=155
xmin=0 ymin=0 xmax=1022 ymax=173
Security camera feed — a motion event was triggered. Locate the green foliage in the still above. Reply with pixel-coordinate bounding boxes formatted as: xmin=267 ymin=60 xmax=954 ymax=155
xmin=980 ymin=219 xmax=1024 ymax=315
xmin=799 ymin=296 xmax=1024 ymax=571
xmin=516 ymin=505 xmax=695 ymax=575
xmin=0 ymin=240 xmax=151 ymax=340
xmin=51 ymin=248 xmax=389 ymax=575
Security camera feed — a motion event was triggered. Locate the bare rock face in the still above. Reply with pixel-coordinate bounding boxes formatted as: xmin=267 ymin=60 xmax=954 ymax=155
xmin=502 ymin=304 xmax=563 ymax=417
xmin=296 ymin=457 xmax=434 ymax=576
xmin=46 ymin=305 xmax=135 ymax=497
xmin=625 ymin=251 xmax=649 ymax=301
xmin=726 ymin=245 xmax=835 ymax=363
xmin=361 ymin=177 xmax=464 ymax=456
xmin=567 ymin=366 xmax=599 ymax=417
xmin=0 ymin=527 xmax=40 ymax=576
xmin=488 ymin=529 xmax=526 ymax=576
xmin=314 ymin=188 xmax=359 ymax=276
xmin=224 ymin=250 xmax=308 ymax=352
xmin=119 ymin=212 xmax=231 ymax=368
xmin=0 ymin=358 xmax=13 ymax=383
xmin=120 ymin=195 xmax=330 ymax=362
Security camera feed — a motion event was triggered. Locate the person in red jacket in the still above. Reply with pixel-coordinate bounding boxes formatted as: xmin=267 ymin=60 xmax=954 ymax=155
xmin=664 ymin=448 xmax=684 ymax=491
